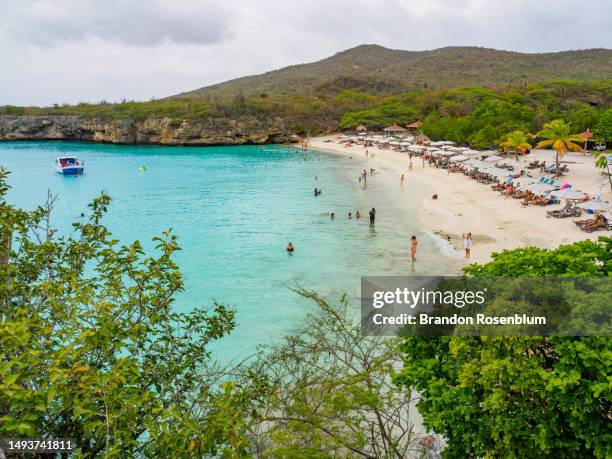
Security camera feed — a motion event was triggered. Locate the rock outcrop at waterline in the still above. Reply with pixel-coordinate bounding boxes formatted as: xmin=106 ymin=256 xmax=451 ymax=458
xmin=0 ymin=116 xmax=300 ymax=145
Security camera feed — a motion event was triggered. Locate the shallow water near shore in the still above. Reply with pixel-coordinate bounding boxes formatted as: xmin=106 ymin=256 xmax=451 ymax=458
xmin=1 ymin=141 xmax=460 ymax=360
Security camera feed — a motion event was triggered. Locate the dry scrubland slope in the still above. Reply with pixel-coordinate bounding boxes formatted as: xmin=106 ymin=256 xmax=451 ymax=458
xmin=173 ymin=45 xmax=612 ymax=99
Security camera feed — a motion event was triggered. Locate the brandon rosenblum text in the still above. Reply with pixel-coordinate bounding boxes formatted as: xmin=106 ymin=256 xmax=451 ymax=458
xmin=372 ymin=313 xmax=547 ymax=326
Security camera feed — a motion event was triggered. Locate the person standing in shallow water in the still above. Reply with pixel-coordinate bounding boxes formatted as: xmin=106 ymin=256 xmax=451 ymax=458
xmin=411 ymin=236 xmax=418 ymax=262
xmin=369 ymin=208 xmax=376 ymax=224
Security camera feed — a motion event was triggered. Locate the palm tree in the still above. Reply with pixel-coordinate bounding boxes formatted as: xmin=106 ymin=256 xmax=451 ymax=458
xmin=535 ymin=120 xmax=583 ymax=175
xmin=500 ymin=130 xmax=532 ymax=160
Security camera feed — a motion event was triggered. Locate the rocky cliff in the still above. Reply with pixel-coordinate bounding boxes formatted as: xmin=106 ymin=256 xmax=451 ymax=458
xmin=0 ymin=116 xmax=299 ymax=145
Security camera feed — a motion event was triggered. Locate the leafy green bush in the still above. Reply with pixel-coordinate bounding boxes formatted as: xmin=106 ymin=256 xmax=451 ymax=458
xmin=396 ymin=238 xmax=611 ymax=458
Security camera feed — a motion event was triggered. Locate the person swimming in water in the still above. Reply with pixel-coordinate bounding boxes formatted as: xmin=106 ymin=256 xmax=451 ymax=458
xmin=286 ymin=242 xmax=294 ymax=252
xmin=348 ymin=212 xmax=352 ymax=219
xmin=356 ymin=211 xmax=362 ymax=219
xmin=330 ymin=212 xmax=335 ymax=220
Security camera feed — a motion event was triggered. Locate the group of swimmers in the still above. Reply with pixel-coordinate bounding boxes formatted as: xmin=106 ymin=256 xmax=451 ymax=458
xmin=358 ymin=168 xmax=377 ymax=184
xmin=320 ymin=208 xmax=375 ymax=222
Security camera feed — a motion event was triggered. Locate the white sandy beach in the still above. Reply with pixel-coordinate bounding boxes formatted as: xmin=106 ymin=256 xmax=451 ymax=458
xmin=310 ymin=135 xmax=612 ymax=264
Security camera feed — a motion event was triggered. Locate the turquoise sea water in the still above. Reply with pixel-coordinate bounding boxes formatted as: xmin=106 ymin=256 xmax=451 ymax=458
xmin=1 ymin=141 xmax=460 ymax=359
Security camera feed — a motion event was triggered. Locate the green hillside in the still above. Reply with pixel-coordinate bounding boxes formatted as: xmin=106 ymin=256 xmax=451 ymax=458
xmin=172 ymin=45 xmax=612 ymax=99
xmin=2 ymin=45 xmax=611 ymax=148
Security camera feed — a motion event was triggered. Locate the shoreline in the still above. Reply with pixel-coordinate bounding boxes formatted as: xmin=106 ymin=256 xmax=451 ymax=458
xmin=309 ymin=136 xmax=612 ymax=264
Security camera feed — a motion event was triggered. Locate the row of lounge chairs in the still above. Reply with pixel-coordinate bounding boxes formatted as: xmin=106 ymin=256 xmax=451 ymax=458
xmin=442 ymin=156 xmax=609 ymax=233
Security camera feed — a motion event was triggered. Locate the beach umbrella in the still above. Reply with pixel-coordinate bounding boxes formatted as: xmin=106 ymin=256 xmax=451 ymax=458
xmin=576 ymin=200 xmax=612 ymax=211
xmin=486 ymin=167 xmax=513 ymax=178
xmin=528 ymin=183 xmax=556 ymax=194
xmin=449 ymin=154 xmax=468 ymax=162
xmin=484 ymin=155 xmax=503 ymax=162
xmin=550 ymin=189 xmax=587 ymax=200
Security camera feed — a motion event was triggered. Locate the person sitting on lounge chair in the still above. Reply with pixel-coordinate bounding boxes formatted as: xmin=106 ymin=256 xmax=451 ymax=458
xmin=579 ymin=212 xmax=607 ymax=231
xmin=575 ymin=211 xmax=603 ymax=227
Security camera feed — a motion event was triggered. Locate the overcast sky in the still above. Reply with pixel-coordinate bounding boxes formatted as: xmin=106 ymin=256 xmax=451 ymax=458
xmin=1 ymin=0 xmax=610 ymax=106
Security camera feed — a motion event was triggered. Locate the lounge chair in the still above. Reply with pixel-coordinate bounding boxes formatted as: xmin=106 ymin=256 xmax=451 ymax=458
xmin=547 ymin=203 xmax=581 ymax=218
xmin=526 ymin=160 xmax=540 ymax=169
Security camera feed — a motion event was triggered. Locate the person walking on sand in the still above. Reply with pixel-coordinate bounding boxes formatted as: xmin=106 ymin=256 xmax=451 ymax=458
xmin=409 ymin=160 xmax=413 ymax=171
xmin=463 ymin=233 xmax=473 ymax=259
xmin=411 ymin=236 xmax=418 ymax=262
xmin=369 ymin=208 xmax=376 ymax=224
xmin=400 ymin=174 xmax=405 ymax=187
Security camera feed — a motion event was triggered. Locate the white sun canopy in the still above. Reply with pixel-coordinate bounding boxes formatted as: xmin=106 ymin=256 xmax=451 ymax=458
xmin=576 ymin=200 xmax=612 ymax=211
xmin=550 ymin=189 xmax=587 ymax=200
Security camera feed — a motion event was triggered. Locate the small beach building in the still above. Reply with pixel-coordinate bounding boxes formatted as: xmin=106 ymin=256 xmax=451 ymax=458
xmin=383 ymin=124 xmax=407 ymax=137
xmin=406 ymin=120 xmax=423 ymax=134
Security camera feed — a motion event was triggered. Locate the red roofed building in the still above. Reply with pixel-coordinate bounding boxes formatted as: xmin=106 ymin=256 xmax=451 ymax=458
xmin=406 ymin=120 xmax=423 ymax=133
xmin=383 ymin=124 xmax=407 ymax=137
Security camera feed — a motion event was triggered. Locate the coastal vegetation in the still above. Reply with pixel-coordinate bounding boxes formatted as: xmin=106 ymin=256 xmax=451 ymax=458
xmin=2 ymin=81 xmax=611 ymax=150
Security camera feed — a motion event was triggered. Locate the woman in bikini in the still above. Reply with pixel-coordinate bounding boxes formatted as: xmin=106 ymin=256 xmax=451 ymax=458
xmin=411 ymin=236 xmax=418 ymax=262
xmin=463 ymin=233 xmax=473 ymax=259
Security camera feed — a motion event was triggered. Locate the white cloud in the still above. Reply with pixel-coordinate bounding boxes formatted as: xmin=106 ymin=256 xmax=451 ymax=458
xmin=0 ymin=0 xmax=610 ymax=106
xmin=0 ymin=0 xmax=230 ymax=46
